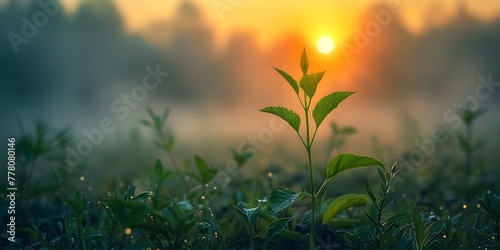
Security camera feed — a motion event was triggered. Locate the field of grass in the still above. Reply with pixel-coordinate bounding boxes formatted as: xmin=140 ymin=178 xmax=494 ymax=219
xmin=1 ymin=50 xmax=499 ymax=250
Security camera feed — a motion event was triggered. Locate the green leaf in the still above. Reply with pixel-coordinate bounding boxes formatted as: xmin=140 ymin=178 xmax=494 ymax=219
xmin=274 ymin=67 xmax=299 ymax=94
xmin=322 ymin=194 xmax=369 ymax=224
xmin=365 ymin=211 xmax=378 ymax=227
xmin=234 ymin=202 xmax=262 ymax=227
xmin=299 ymin=71 xmax=325 ymax=97
xmin=99 ymin=198 xmax=149 ymax=227
xmin=139 ymin=119 xmax=153 ymax=128
xmin=269 ymin=187 xmax=301 ymax=214
xmin=154 ymin=158 xmax=163 ymax=177
xmin=233 ymin=202 xmax=262 ymax=247
xmin=377 ymin=167 xmax=387 ymax=184
xmin=394 ymin=238 xmax=414 ymax=250
xmin=312 ymin=91 xmax=355 ymax=127
xmin=165 ymin=136 xmax=175 ymax=150
xmin=194 ymin=155 xmax=215 ymax=183
xmin=412 ymin=212 xmax=427 ymax=250
xmin=341 ymin=126 xmax=357 ymax=135
xmin=260 ymin=106 xmax=301 ymax=133
xmin=194 ymin=155 xmax=207 ymax=175
xmin=365 ymin=179 xmax=377 ymax=204
xmin=159 ymin=171 xmax=174 ymax=183
xmin=231 ymin=148 xmax=253 ymax=167
xmin=146 ymin=106 xmax=156 ymax=119
xmin=263 ymin=217 xmax=293 ymax=250
xmin=132 ymin=191 xmax=154 ymax=201
xmin=125 ymin=184 xmax=136 ymax=201
xmin=300 ymin=48 xmax=309 ymax=75
xmin=327 ymin=154 xmax=382 ymax=180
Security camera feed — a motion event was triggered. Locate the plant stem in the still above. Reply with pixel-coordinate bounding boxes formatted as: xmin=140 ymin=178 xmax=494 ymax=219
xmin=308 ymin=146 xmax=316 ymax=250
xmin=249 ymin=230 xmax=255 ymax=250
xmin=157 ymin=127 xmax=188 ymax=193
xmin=375 ymin=185 xmax=389 ymax=243
xmin=464 ymin=122 xmax=473 ymax=200
xmin=304 ymin=105 xmax=316 ymax=250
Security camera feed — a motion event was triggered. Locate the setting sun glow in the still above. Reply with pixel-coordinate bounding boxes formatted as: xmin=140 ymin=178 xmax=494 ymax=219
xmin=317 ymin=36 xmax=334 ymax=54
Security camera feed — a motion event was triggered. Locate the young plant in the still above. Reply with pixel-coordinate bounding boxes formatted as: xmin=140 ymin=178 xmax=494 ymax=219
xmin=260 ymin=48 xmax=382 ymax=249
xmin=140 ymin=107 xmax=187 ymax=192
xmin=456 ymin=108 xmax=486 ymax=201
xmin=17 ymin=121 xmax=71 ymax=194
xmin=363 ymin=163 xmax=413 ymax=249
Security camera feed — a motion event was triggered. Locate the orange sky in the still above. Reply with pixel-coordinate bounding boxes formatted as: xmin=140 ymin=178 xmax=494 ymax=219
xmin=4 ymin=0 xmax=500 ymax=48
xmin=103 ymin=0 xmax=500 ymax=49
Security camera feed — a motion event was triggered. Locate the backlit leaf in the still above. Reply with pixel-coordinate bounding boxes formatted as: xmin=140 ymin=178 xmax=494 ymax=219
xmin=312 ymin=91 xmax=354 ymax=127
xmin=154 ymin=158 xmax=163 ymax=177
xmin=260 ymin=106 xmax=301 ymax=133
xmin=274 ymin=67 xmax=299 ymax=94
xmin=299 ymin=71 xmax=325 ymax=97
xmin=323 ymin=194 xmax=369 ymax=224
xmin=327 ymin=154 xmax=382 ymax=180
xmin=300 ymin=48 xmax=309 ymax=75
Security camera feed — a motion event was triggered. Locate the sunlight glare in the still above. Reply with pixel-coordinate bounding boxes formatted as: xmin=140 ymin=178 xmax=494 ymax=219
xmin=317 ymin=36 xmax=334 ymax=54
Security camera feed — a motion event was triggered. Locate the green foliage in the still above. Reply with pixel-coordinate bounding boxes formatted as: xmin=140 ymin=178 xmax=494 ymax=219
xmin=477 ymin=194 xmax=500 ymax=221
xmin=194 ymin=155 xmax=217 ymax=184
xmin=233 ymin=201 xmax=263 ymax=249
xmin=263 ymin=217 xmax=293 ymax=250
xmin=299 ymin=71 xmax=325 ymax=97
xmin=412 ymin=211 xmax=444 ymax=250
xmin=327 ymin=154 xmax=382 ymax=180
xmin=323 ymin=194 xmax=369 ymax=225
xmin=260 ymin=48 xmax=382 ymax=250
xmin=300 ymin=47 xmax=309 ymax=75
xmin=260 ymin=106 xmax=301 ymax=133
xmin=476 ymin=193 xmax=500 ymax=243
xmin=269 ymin=187 xmax=302 ymax=214
xmin=312 ymin=91 xmax=355 ymax=127
xmin=274 ymin=67 xmax=299 ymax=94
xmin=8 ymin=49 xmax=500 ymax=250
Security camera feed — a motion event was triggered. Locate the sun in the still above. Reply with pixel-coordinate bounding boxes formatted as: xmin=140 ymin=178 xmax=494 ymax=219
xmin=317 ymin=36 xmax=334 ymax=54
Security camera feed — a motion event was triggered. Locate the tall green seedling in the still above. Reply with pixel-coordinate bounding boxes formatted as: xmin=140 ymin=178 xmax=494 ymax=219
xmin=261 ymin=48 xmax=382 ymax=249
